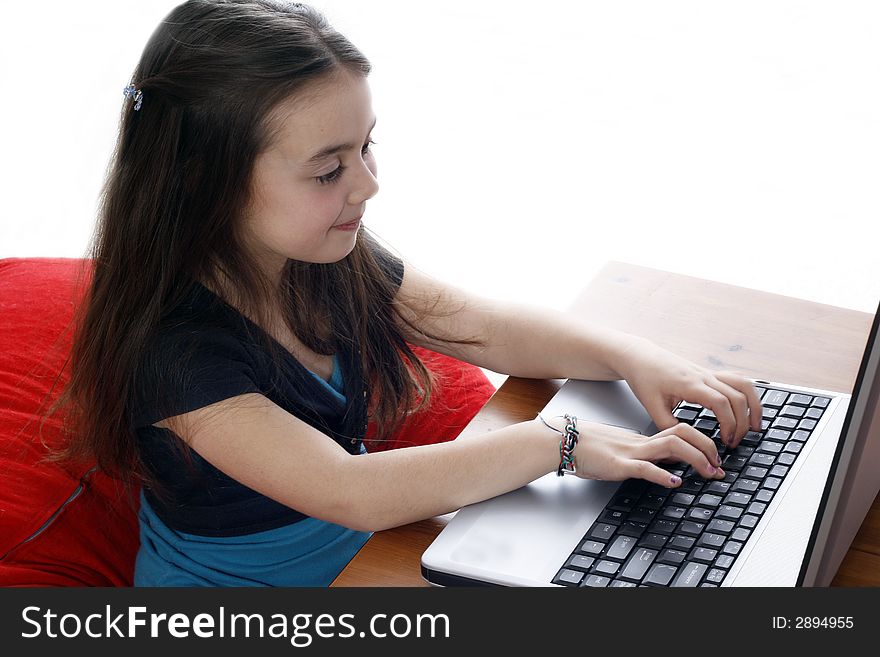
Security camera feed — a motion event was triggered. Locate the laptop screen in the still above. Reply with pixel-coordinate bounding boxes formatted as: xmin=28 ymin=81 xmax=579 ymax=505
xmin=798 ymin=298 xmax=880 ymax=585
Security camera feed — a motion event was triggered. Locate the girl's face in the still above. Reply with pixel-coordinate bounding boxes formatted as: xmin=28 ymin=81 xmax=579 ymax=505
xmin=243 ymin=70 xmax=379 ymax=277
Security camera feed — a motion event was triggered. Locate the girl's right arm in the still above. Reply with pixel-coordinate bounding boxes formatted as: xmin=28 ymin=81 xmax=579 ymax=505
xmin=156 ymin=393 xmax=723 ymax=532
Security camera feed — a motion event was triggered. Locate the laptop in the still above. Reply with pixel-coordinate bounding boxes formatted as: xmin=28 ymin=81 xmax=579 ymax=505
xmin=421 ymin=299 xmax=880 ymax=587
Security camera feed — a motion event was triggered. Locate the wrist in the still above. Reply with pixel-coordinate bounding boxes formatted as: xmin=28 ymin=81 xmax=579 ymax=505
xmin=609 ymin=334 xmax=651 ymax=380
xmin=536 ymin=414 xmax=580 ymax=476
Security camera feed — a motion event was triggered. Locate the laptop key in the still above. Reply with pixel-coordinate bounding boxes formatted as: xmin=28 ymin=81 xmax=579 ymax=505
xmin=704 ymin=481 xmax=732 ymax=495
xmin=661 ymin=506 xmax=687 ymax=521
xmin=789 ymin=393 xmax=813 ymax=406
xmin=747 ymin=502 xmax=767 ymax=515
xmin=593 ymin=560 xmax=621 ymax=576
xmin=629 ymin=508 xmax=657 ymax=524
xmin=648 ymin=519 xmax=679 ymax=535
xmin=588 ymin=523 xmax=617 ymax=541
xmin=763 ymin=477 xmax=782 ymax=491
xmin=637 ymin=533 xmax=669 ymax=550
xmin=715 ymin=505 xmax=744 ymax=521
xmin=771 ymin=417 xmax=798 ymax=430
xmin=553 ymin=568 xmax=585 ymax=586
xmin=643 ymin=563 xmax=678 ymax=586
xmin=777 ymin=453 xmax=796 ymax=466
xmin=769 ymin=464 xmax=789 ymax=478
xmin=723 ymin=492 xmax=753 ymax=507
xmin=720 ymin=454 xmax=748 ymax=471
xmin=673 ymin=408 xmax=699 ymax=422
xmin=743 ymin=466 xmax=768 ymax=480
xmin=705 ymin=568 xmax=727 ymax=585
xmin=755 ymin=489 xmax=774 ymax=504
xmin=783 ymin=442 xmax=803 ymax=454
xmin=608 ymin=495 xmax=638 ymax=512
xmin=679 ymin=520 xmax=706 ymax=536
xmin=609 ymin=580 xmax=637 ymax=588
xmin=798 ymin=419 xmax=817 ymax=431
xmin=606 ymin=534 xmax=638 ymax=561
xmin=731 ymin=478 xmax=760 ymax=493
xmin=619 ymin=548 xmax=658 ymax=582
xmin=739 ymin=514 xmax=760 ymax=529
xmin=597 ymin=509 xmax=626 ymax=525
xmin=671 ymin=561 xmax=708 ymax=587
xmin=780 ymin=405 xmax=806 ymax=419
xmin=694 ymin=418 xmax=718 ymax=435
xmin=566 ymin=555 xmax=596 ymax=571
xmin=812 ymin=397 xmax=831 ymax=408
xmin=687 ymin=507 xmax=713 ymax=522
xmin=714 ymin=554 xmax=735 ymax=570
xmin=580 ymin=574 xmax=611 ymax=587
xmin=657 ymin=549 xmax=687 ymax=566
xmin=696 ymin=493 xmax=723 ymax=508
xmin=706 ymin=519 xmax=735 ymax=534
xmin=668 ymin=535 xmax=696 ymax=551
xmin=748 ymin=453 xmax=776 ymax=468
xmin=805 ymin=407 xmax=824 ymax=420
xmin=758 ymin=440 xmax=786 ymax=454
xmin=762 ymin=390 xmax=788 ymax=407
xmin=740 ymin=431 xmax=763 ymax=447
xmin=790 ymin=430 xmax=811 ymax=443
xmin=690 ymin=547 xmax=717 ymax=563
xmin=578 ymin=540 xmax=606 ymax=556
xmin=731 ymin=527 xmax=751 ymax=542
xmin=640 ymin=494 xmax=667 ymax=510
xmin=722 ymin=540 xmax=744 ymax=556
xmin=697 ymin=533 xmax=726 ymax=549
xmin=671 ymin=493 xmax=696 ymax=506
xmin=618 ymin=521 xmax=648 ymax=538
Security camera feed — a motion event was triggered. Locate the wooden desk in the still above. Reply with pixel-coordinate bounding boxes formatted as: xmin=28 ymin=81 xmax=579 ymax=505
xmin=332 ymin=261 xmax=879 ymax=587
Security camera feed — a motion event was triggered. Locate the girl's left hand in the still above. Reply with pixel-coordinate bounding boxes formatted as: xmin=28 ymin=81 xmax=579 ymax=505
xmin=614 ymin=337 xmax=764 ymax=449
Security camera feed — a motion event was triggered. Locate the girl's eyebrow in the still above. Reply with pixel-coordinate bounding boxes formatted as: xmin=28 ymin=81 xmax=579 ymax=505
xmin=304 ymin=117 xmax=377 ymax=165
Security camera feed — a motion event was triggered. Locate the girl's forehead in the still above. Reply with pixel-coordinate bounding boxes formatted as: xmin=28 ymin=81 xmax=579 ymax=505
xmin=266 ymin=72 xmax=374 ymax=160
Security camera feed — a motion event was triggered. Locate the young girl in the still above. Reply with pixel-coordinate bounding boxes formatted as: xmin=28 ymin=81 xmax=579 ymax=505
xmin=56 ymin=0 xmax=762 ymax=587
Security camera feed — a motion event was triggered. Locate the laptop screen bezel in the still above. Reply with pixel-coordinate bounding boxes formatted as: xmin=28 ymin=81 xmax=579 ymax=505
xmin=796 ymin=298 xmax=880 ymax=586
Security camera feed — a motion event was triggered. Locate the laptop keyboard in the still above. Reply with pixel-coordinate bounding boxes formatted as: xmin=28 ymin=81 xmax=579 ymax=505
xmin=552 ymin=385 xmax=831 ymax=587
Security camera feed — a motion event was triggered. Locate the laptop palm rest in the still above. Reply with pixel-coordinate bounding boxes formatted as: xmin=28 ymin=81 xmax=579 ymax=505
xmin=422 ymin=380 xmax=655 ymax=586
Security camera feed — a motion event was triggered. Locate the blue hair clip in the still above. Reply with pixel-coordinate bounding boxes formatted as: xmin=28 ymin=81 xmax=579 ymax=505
xmin=123 ymin=83 xmax=143 ymax=111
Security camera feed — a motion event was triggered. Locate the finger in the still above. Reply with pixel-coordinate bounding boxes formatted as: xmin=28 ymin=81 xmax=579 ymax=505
xmin=705 ymin=376 xmax=750 ymax=446
xmin=716 ymin=371 xmax=764 ymax=433
xmin=624 ymin=458 xmax=690 ymax=489
xmin=655 ymin=422 xmax=722 ymax=468
xmin=688 ymin=383 xmax=737 ymax=447
xmin=638 ymin=433 xmax=725 ymax=480
xmin=640 ymin=393 xmax=679 ymax=432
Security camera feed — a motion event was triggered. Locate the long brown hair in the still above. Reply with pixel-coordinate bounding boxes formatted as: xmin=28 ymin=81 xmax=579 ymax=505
xmin=47 ymin=0 xmax=479 ymax=489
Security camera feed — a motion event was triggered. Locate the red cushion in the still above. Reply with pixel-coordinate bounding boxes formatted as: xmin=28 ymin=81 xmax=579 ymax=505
xmin=0 ymin=257 xmax=495 ymax=586
xmin=0 ymin=258 xmax=139 ymax=586
xmin=365 ymin=345 xmax=497 ymax=451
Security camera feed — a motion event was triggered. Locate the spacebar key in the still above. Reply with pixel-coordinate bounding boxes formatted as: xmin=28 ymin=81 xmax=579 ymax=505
xmin=671 ymin=561 xmax=708 ymax=587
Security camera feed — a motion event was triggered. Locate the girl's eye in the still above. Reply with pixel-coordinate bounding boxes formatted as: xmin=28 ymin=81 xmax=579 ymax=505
xmin=316 ymin=165 xmax=345 ymax=185
xmin=315 ymin=140 xmax=375 ymax=185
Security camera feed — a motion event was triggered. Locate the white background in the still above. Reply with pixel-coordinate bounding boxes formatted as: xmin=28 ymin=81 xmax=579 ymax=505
xmin=2 ymin=1 xmax=878 ymax=385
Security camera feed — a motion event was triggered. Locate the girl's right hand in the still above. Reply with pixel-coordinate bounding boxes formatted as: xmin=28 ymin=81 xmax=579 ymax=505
xmin=567 ymin=419 xmax=725 ymax=488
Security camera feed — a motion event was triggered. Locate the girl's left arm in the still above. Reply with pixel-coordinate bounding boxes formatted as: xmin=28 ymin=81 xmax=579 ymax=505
xmin=394 ymin=265 xmax=763 ymax=445
xmin=393 ymin=264 xmax=636 ymax=381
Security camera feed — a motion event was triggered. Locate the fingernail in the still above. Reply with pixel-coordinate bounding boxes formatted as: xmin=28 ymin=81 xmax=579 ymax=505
xmin=716 ymin=468 xmax=726 ymax=478
xmin=708 ymin=466 xmax=717 ymax=474
xmin=670 ymin=475 xmax=681 ymax=485
xmin=715 ymin=453 xmax=722 ymax=466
